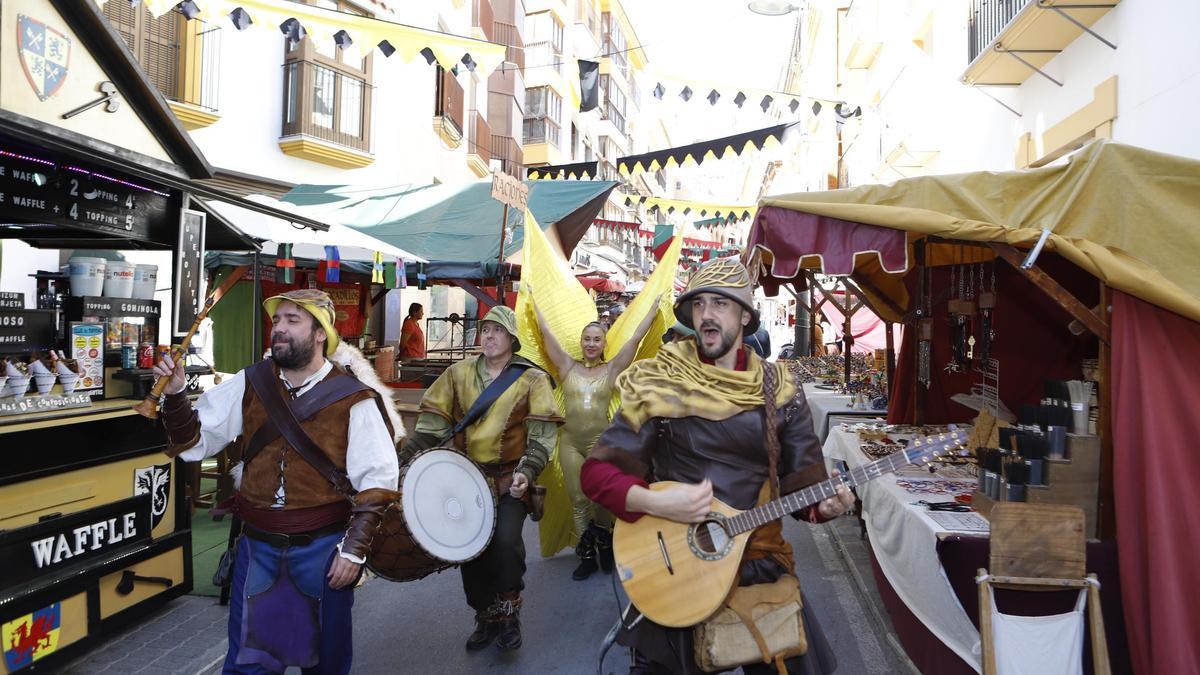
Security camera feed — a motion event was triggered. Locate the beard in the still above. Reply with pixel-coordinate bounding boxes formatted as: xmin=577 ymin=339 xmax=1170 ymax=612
xmin=696 ymin=320 xmax=741 ymax=361
xmin=271 ymin=330 xmax=317 ymax=369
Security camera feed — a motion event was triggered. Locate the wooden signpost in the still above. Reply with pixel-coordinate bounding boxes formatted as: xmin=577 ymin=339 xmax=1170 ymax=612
xmin=490 ymin=172 xmax=528 ymax=305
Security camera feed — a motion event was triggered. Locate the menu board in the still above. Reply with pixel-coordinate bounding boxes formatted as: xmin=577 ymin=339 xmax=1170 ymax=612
xmin=0 ymin=151 xmax=172 ymax=241
xmin=69 ymin=322 xmax=106 ymax=398
xmin=174 ymin=209 xmax=206 ymax=336
xmin=0 ymin=308 xmax=54 ymax=352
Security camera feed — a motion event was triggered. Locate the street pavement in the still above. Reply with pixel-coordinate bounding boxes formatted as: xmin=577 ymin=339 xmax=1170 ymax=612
xmin=61 ymin=514 xmax=913 ymax=674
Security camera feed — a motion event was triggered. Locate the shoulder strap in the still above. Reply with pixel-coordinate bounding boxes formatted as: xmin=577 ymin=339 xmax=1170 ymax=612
xmin=442 ymin=362 xmax=533 ymax=444
xmin=242 ymin=365 xmax=373 ymax=468
xmin=763 ymin=362 xmax=782 ymax=501
xmin=245 ymin=360 xmax=359 ymax=498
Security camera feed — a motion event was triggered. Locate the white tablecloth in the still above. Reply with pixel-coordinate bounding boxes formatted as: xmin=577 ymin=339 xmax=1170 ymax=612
xmin=823 ymin=428 xmax=986 ymax=672
xmin=802 ymin=383 xmax=887 ymax=440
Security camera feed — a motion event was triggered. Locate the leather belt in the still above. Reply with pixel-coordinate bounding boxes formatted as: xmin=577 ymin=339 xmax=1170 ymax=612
xmin=244 ymin=521 xmax=345 ymax=548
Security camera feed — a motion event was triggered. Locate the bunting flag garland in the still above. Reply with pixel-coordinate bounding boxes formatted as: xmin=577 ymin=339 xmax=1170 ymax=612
xmin=626 ymin=195 xmax=758 ymax=222
xmin=416 ymin=262 xmax=427 ymax=290
xmin=617 ymin=122 xmax=799 ymax=176
xmin=693 ymin=215 xmax=742 ymax=229
xmin=320 ymin=245 xmax=341 ymax=283
xmin=527 ymin=161 xmax=600 ymax=180
xmin=372 ymin=251 xmax=385 ymax=284
xmin=99 ymin=0 xmax=507 ymax=76
xmin=383 ymin=259 xmax=407 ymax=289
xmin=275 ymin=243 xmax=295 ymax=284
xmin=645 ymin=72 xmax=861 ymax=120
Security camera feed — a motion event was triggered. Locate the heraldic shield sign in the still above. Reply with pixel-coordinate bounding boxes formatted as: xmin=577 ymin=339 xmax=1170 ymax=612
xmin=134 ymin=463 xmax=171 ymax=529
xmin=18 ymin=14 xmax=72 ymax=102
xmin=2 ymin=602 xmax=61 ymax=671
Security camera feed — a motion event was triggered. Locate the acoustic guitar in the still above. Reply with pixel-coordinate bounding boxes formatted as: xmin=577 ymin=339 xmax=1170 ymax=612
xmin=612 ymin=429 xmax=966 ymax=627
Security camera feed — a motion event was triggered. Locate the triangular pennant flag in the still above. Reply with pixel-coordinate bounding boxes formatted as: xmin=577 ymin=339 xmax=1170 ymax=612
xmin=733 ymin=92 xmax=747 ymax=108
xmin=372 ymin=251 xmax=385 ymax=283
xmin=275 ymin=243 xmax=295 ymax=284
xmin=760 ymin=95 xmax=774 ymax=113
xmin=811 ymin=101 xmax=822 ymax=116
xmin=322 ymin=245 xmax=341 ymax=283
xmin=789 ymin=99 xmax=800 ymax=113
xmin=706 ymin=89 xmax=720 ymax=105
xmin=680 ymin=86 xmax=693 ymax=102
xmin=653 ymin=83 xmax=665 ymax=99
xmin=417 ymin=262 xmax=427 ymax=290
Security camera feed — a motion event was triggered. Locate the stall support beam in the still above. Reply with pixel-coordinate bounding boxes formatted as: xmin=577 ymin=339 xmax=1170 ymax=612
xmin=450 ymin=279 xmax=499 ymax=309
xmin=885 ymin=321 xmax=896 ymax=392
xmin=914 ymin=243 xmax=927 ymax=425
xmin=988 ymin=243 xmax=1109 ymax=344
xmin=1097 ymin=284 xmax=1115 ymax=539
xmin=251 ymin=254 xmax=262 ymax=363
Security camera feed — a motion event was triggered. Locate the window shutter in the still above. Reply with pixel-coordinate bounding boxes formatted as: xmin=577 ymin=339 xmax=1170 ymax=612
xmin=102 ymin=0 xmax=139 ymax=53
xmin=141 ymin=10 xmax=181 ymax=99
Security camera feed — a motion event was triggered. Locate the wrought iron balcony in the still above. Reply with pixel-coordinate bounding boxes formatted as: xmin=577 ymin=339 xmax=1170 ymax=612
xmin=968 ymin=0 xmax=1027 ymax=63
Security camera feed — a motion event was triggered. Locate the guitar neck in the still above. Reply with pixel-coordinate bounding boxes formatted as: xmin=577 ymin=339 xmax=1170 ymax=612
xmin=724 ymin=448 xmax=917 ymax=537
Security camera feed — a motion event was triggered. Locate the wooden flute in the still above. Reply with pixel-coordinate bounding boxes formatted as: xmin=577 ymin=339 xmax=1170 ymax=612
xmin=133 ymin=265 xmax=250 ymax=419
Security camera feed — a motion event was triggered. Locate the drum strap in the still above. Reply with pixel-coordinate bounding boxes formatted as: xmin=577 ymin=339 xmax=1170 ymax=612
xmin=244 ymin=360 xmax=370 ymax=498
xmin=441 ymin=362 xmax=533 ymax=444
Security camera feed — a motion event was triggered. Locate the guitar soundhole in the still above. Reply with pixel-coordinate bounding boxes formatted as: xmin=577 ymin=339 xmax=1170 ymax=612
xmin=693 ymin=519 xmax=730 ymax=556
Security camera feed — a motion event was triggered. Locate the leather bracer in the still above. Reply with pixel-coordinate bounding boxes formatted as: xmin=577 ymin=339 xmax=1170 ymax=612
xmin=161 ymin=392 xmax=201 ymax=457
xmin=341 ymin=487 xmax=399 ymax=560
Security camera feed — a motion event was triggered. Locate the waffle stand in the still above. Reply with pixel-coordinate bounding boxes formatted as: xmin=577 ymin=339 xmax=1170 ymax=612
xmin=0 ymin=3 xmax=329 ymax=670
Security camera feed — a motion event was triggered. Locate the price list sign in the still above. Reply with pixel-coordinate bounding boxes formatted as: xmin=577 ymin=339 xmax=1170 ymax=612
xmin=174 ymin=209 xmax=206 ymax=336
xmin=0 ymin=150 xmax=171 ymax=241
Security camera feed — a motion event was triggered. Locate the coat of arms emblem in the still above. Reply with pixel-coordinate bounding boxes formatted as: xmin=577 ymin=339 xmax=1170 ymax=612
xmin=18 ymin=15 xmax=71 ymax=102
xmin=134 ymin=463 xmax=172 ymax=529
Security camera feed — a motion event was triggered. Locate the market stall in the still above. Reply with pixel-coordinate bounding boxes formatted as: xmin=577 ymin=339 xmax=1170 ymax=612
xmin=746 ymin=141 xmax=1200 ymax=675
xmin=0 ymin=3 xmax=329 ymax=671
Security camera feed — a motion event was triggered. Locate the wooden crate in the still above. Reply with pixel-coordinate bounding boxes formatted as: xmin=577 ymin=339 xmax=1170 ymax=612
xmin=1025 ymin=434 xmax=1100 ymax=538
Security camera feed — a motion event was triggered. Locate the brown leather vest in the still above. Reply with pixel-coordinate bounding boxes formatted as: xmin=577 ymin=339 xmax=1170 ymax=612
xmin=238 ymin=363 xmax=378 ymax=509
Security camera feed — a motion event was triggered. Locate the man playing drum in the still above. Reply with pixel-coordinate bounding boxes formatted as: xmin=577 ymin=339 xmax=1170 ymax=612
xmin=399 ymin=305 xmax=562 ymax=652
xmin=154 ymin=289 xmax=401 ymax=674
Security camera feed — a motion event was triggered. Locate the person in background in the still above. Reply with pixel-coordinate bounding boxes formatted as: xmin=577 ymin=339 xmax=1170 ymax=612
xmin=400 ymin=302 xmax=426 ymax=359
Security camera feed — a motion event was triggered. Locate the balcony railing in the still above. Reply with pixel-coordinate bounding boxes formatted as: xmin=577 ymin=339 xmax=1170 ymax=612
xmin=491 ymin=134 xmax=524 ymax=177
xmin=468 ymin=110 xmax=491 ymax=163
xmin=523 ymin=117 xmax=561 ymax=147
xmin=282 ymin=59 xmax=372 ymax=153
xmin=968 ymin=0 xmax=1027 ymax=63
xmin=526 ymin=41 xmax=566 ymax=80
xmin=473 ymin=0 xmax=495 ymax=42
xmin=493 ymin=21 xmax=524 ymax=69
xmin=435 ymin=66 xmax=465 ymax=136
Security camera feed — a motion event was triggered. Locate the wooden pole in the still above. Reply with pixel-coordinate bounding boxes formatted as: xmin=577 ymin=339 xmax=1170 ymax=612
xmin=914 ymin=242 xmax=927 ymax=425
xmin=885 ymin=320 xmax=896 ymax=390
xmin=251 ymin=253 xmax=261 ymax=364
xmin=496 ymin=203 xmax=509 ymax=305
xmin=841 ymin=280 xmax=852 ymax=386
xmin=1097 ymin=284 xmax=1115 ymax=539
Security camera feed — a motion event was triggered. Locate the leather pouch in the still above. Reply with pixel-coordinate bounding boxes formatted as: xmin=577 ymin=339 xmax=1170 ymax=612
xmin=693 ymin=574 xmax=807 ymax=674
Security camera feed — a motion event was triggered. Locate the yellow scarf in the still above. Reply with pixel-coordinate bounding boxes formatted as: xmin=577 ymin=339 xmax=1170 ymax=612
xmin=615 ymin=338 xmax=797 ymax=431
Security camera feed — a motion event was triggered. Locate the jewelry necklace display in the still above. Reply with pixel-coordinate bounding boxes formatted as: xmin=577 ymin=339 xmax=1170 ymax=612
xmin=917 ymin=254 xmax=933 ymax=388
xmin=978 ymin=261 xmax=996 ymax=363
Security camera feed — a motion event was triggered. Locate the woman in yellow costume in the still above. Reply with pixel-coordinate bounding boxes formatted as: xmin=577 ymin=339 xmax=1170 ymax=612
xmin=530 ymin=298 xmax=661 ymax=579
xmin=514 ymin=210 xmax=681 ymax=579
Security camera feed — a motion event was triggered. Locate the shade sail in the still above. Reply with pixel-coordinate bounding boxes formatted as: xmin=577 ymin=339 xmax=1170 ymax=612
xmin=279 ymin=180 xmax=617 ymax=281
xmin=748 ymin=141 xmax=1200 ymax=323
xmin=203 ymin=195 xmax=425 ymax=263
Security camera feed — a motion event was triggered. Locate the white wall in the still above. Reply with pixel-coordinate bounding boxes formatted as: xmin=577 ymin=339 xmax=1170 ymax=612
xmin=0 ymin=241 xmax=59 ymax=308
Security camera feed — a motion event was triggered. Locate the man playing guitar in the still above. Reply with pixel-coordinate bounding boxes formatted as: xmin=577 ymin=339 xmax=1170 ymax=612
xmin=581 ymin=258 xmax=855 ymax=674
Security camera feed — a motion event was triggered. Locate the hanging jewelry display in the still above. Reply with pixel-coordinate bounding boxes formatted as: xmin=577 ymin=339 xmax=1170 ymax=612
xmin=945 ymin=247 xmax=972 ymax=373
xmin=917 ymin=252 xmax=933 ymax=388
xmin=978 ymin=261 xmax=996 ymax=362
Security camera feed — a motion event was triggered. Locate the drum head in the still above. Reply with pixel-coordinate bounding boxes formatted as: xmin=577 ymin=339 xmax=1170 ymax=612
xmin=400 ymin=449 xmax=495 ymax=563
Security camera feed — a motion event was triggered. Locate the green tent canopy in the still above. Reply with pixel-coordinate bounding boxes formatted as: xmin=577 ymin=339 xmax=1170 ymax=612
xmin=278 ymin=179 xmax=618 ymax=280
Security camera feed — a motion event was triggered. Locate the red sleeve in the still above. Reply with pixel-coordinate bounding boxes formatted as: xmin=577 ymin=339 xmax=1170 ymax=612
xmin=581 ymin=457 xmax=649 ymax=523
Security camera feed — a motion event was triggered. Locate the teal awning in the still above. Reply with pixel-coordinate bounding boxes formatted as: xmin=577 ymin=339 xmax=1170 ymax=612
xmin=279 ymin=179 xmax=618 ymax=280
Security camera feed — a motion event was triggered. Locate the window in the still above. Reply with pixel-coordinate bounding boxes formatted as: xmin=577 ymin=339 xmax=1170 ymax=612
xmin=527 ymin=11 xmax=565 ymax=53
xmin=282 ymin=33 xmax=373 ymax=152
xmin=602 ymin=12 xmax=629 ymax=79
xmin=599 ymin=75 xmax=626 ymax=134
xmin=523 ymin=86 xmax=562 ymax=147
xmin=102 ymin=3 xmax=221 ymax=112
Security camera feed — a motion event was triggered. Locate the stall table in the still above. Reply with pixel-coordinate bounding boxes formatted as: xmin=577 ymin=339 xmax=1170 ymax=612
xmin=803 ymin=383 xmax=887 ymax=440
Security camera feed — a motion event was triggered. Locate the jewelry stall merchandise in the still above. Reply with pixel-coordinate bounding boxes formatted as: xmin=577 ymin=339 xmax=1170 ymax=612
xmin=917 ymin=261 xmax=933 ymax=389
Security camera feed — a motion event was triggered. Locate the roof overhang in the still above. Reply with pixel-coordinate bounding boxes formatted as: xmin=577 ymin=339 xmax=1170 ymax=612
xmin=962 ymin=0 xmax=1120 ymax=87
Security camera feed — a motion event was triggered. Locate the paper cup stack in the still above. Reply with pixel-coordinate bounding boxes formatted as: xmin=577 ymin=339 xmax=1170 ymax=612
xmin=28 ymin=359 xmax=57 ymax=395
xmin=53 ymin=351 xmax=80 ymax=394
xmin=3 ymin=361 xmax=31 ymax=399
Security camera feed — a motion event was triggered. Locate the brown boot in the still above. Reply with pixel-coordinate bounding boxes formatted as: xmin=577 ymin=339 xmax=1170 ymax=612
xmin=465 ymin=608 xmax=499 ymax=651
xmin=494 ymin=592 xmax=522 ymax=651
